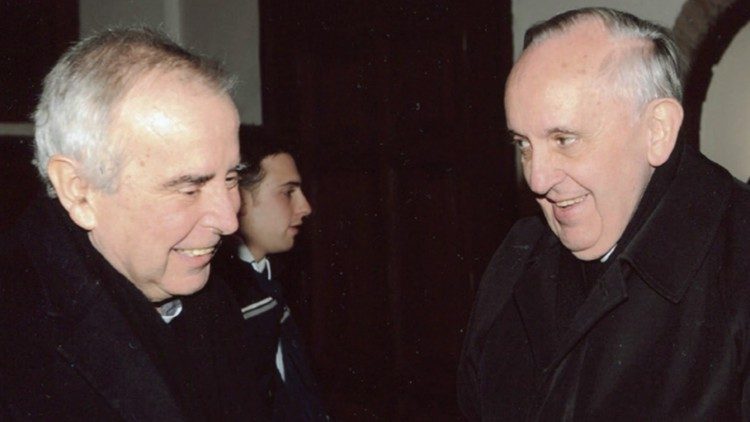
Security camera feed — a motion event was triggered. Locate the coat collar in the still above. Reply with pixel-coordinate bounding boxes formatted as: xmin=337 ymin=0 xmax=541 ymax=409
xmin=19 ymin=198 xmax=103 ymax=322
xmin=619 ymin=147 xmax=733 ymax=303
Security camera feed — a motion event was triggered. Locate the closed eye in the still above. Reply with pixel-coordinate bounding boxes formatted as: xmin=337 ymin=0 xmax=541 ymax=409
xmin=554 ymin=135 xmax=577 ymax=147
xmin=180 ymin=187 xmax=200 ymax=196
xmin=225 ymin=172 xmax=239 ymax=189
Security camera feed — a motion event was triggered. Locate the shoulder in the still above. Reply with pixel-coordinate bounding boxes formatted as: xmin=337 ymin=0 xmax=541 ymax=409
xmin=483 ymin=216 xmax=549 ymax=278
xmin=458 ymin=216 xmax=551 ymax=399
xmin=467 ymin=216 xmax=550 ymax=334
xmin=0 ymin=226 xmax=39 ymax=307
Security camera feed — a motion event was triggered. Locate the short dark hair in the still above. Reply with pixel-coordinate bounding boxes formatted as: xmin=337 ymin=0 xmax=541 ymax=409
xmin=238 ymin=126 xmax=299 ymax=192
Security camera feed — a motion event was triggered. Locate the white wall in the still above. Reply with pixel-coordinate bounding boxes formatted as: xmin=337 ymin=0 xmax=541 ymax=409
xmin=78 ymin=0 xmax=262 ymax=125
xmin=700 ymin=22 xmax=750 ymax=183
xmin=180 ymin=1 xmax=262 ymax=126
xmin=80 ymin=0 xmax=175 ymax=39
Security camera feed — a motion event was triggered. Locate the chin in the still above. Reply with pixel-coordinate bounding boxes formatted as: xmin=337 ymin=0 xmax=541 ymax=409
xmin=571 ymin=249 xmax=599 ymax=261
xmin=166 ymin=273 xmax=211 ymax=297
xmin=561 ymin=239 xmax=599 ymax=260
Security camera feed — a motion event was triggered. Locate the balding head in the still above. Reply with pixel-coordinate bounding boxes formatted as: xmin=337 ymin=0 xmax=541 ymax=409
xmin=506 ymin=9 xmax=684 ymax=260
xmin=520 ymin=8 xmax=684 ymax=109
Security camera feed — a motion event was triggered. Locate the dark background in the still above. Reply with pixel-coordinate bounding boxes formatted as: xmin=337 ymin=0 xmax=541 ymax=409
xmin=258 ymin=2 xmax=518 ymax=419
xmin=0 ymin=1 xmax=517 ymax=420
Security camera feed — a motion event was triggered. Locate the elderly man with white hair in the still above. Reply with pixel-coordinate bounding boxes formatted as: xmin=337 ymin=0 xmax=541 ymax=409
xmin=0 ymin=28 xmax=269 ymax=420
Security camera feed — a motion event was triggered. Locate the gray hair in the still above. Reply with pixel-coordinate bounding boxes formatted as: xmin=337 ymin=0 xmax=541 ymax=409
xmin=33 ymin=27 xmax=236 ymax=197
xmin=523 ymin=7 xmax=685 ymax=107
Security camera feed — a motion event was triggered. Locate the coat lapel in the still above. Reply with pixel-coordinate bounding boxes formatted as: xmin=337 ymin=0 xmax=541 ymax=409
xmin=513 ymin=235 xmax=560 ymax=370
xmin=56 ymin=297 xmax=186 ymax=421
xmin=547 ymin=264 xmax=629 ymax=371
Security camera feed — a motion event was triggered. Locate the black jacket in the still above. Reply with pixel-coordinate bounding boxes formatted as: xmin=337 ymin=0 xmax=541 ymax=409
xmin=0 ymin=199 xmax=266 ymax=421
xmin=214 ymin=239 xmax=328 ymax=421
xmin=458 ymin=147 xmax=750 ymax=420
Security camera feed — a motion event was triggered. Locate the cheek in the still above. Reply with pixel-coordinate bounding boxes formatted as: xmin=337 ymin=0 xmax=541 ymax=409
xmin=267 ymin=197 xmax=292 ymax=219
xmin=521 ymin=161 xmax=532 ymax=185
xmin=281 ymin=201 xmax=296 ymax=221
xmin=536 ymin=199 xmax=559 ymax=231
xmin=146 ymin=204 xmax=198 ymax=245
xmin=230 ymin=189 xmax=241 ymax=214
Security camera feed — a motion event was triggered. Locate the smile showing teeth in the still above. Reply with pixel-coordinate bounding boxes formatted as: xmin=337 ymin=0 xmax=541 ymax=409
xmin=175 ymin=247 xmax=215 ymax=257
xmin=555 ymin=195 xmax=587 ymax=208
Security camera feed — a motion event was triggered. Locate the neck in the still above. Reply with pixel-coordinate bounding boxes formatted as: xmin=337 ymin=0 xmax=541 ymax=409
xmin=243 ymin=242 xmax=266 ymax=262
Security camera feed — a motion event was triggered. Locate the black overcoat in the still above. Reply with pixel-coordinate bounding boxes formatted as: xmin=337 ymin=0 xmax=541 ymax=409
xmin=0 ymin=199 xmax=266 ymax=420
xmin=458 ymin=147 xmax=750 ymax=420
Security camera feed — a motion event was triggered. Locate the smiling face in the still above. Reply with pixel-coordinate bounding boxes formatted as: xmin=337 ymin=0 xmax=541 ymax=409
xmin=506 ymin=20 xmax=656 ymax=260
xmin=87 ymin=70 xmax=241 ymax=301
xmin=238 ymin=153 xmax=312 ymax=260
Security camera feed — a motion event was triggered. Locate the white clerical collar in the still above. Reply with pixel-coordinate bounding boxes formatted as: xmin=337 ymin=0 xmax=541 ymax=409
xmin=600 ymin=244 xmax=617 ymax=262
xmin=238 ymin=243 xmax=272 ymax=279
xmin=156 ymin=298 xmax=183 ymax=323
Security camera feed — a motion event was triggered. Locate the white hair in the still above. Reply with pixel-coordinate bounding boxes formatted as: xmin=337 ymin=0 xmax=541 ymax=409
xmin=33 ymin=27 xmax=236 ymax=197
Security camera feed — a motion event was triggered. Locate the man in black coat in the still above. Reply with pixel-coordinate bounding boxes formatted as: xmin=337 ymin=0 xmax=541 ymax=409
xmin=458 ymin=7 xmax=750 ymax=420
xmin=214 ymin=136 xmax=328 ymax=421
xmin=0 ymin=28 xmax=268 ymax=420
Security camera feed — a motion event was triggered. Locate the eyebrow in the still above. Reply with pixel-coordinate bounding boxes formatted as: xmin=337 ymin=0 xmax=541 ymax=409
xmin=546 ymin=127 xmax=578 ymax=136
xmin=278 ymin=181 xmax=302 ymax=189
xmin=507 ymin=129 xmax=525 ymax=139
xmin=161 ymin=164 xmax=243 ymax=190
xmin=162 ymin=173 xmax=215 ymax=189
xmin=507 ymin=127 xmax=578 ymax=139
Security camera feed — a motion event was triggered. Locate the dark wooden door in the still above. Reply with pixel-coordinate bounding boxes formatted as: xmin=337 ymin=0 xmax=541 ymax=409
xmin=259 ymin=1 xmax=517 ymax=419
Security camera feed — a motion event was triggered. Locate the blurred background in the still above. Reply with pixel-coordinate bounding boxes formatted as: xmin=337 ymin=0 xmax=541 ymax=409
xmin=2 ymin=1 xmax=750 ymax=419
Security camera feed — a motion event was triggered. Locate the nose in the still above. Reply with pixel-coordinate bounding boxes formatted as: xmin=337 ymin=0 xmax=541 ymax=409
xmin=204 ymin=186 xmax=240 ymax=235
xmin=296 ymin=192 xmax=312 ymax=218
xmin=524 ymin=147 xmax=564 ymax=195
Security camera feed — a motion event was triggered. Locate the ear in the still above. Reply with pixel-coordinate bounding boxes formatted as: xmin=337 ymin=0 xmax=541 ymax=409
xmin=47 ymin=155 xmax=98 ymax=230
xmin=645 ymin=98 xmax=683 ymax=167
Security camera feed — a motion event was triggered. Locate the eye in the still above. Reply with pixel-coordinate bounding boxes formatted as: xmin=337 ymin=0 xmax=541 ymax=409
xmin=225 ymin=172 xmax=239 ymax=189
xmin=554 ymin=135 xmax=577 ymax=147
xmin=511 ymin=136 xmax=532 ymax=159
xmin=511 ymin=137 xmax=530 ymax=150
xmin=180 ymin=187 xmax=200 ymax=197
